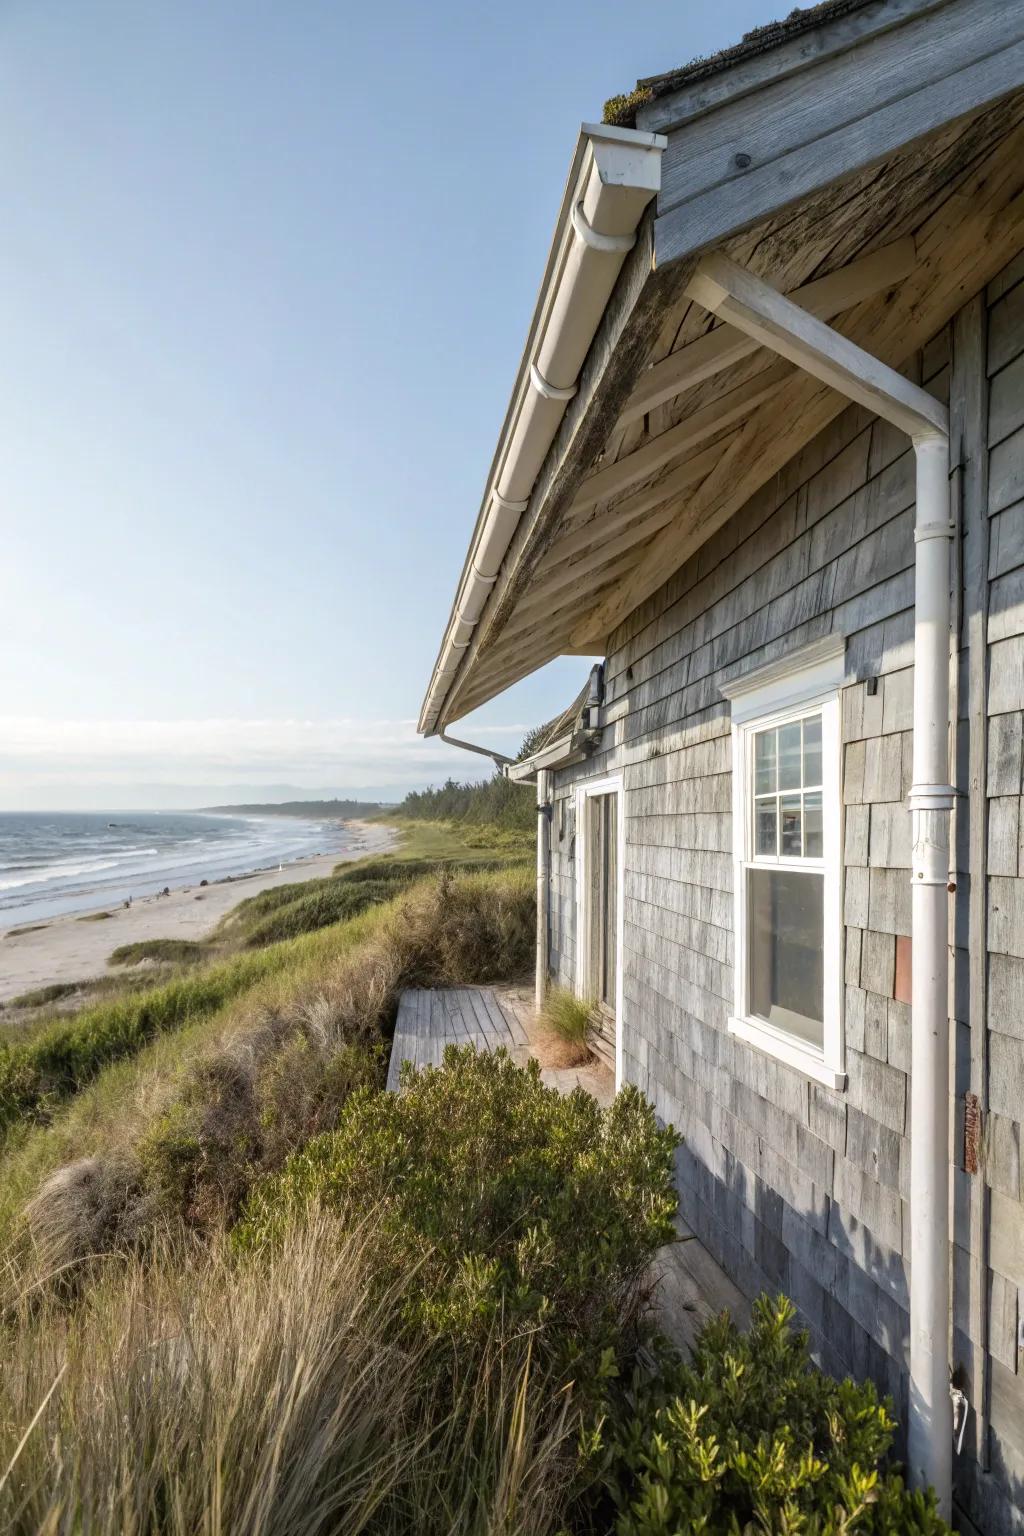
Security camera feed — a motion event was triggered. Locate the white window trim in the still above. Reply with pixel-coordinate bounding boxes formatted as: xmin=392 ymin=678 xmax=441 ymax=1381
xmin=724 ymin=638 xmax=847 ymax=1091
xmin=574 ymin=773 xmax=625 ymax=1092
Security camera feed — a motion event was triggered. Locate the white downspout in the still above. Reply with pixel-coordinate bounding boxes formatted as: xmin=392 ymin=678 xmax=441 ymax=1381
xmin=535 ymin=768 xmax=551 ymax=1014
xmin=907 ymin=432 xmax=955 ymax=1507
xmin=683 ymin=252 xmax=955 ymax=1519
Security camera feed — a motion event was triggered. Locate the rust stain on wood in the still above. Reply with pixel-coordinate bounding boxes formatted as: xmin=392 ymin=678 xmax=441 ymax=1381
xmin=964 ymin=1090 xmax=982 ymax=1176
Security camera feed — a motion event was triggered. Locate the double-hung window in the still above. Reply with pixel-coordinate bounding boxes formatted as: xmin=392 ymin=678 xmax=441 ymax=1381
xmin=722 ymin=638 xmax=845 ymax=1090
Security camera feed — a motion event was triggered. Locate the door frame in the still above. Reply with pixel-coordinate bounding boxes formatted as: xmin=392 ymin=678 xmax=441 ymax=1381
xmin=574 ymin=773 xmax=625 ymax=1090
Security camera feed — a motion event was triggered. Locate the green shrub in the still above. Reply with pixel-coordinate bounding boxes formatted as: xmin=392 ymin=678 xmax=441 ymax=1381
xmin=591 ymin=1295 xmax=949 ymax=1536
xmin=236 ymin=1046 xmax=679 ymax=1394
xmin=108 ymin=938 xmax=205 ymax=967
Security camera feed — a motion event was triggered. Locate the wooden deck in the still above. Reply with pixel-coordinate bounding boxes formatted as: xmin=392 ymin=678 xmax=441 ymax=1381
xmin=385 ymin=986 xmax=532 ymax=1090
xmin=387 ymin=985 xmax=747 ymax=1351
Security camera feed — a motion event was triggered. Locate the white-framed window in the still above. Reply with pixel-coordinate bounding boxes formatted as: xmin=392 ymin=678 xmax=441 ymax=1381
xmin=721 ymin=637 xmax=846 ymax=1090
xmin=574 ymin=774 xmax=625 ymax=1090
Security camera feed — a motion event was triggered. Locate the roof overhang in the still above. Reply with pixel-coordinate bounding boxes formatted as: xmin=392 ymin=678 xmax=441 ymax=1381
xmin=418 ymin=122 xmax=666 ymax=735
xmin=419 ymin=0 xmax=1024 ymax=732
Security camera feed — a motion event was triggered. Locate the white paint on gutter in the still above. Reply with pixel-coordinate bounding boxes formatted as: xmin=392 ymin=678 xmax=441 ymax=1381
xmin=687 ymin=253 xmax=956 ymax=1519
xmin=419 ymin=123 xmax=666 ymax=736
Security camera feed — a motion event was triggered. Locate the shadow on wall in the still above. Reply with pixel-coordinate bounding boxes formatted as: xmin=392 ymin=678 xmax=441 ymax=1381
xmin=671 ymin=1126 xmax=1022 ymax=1530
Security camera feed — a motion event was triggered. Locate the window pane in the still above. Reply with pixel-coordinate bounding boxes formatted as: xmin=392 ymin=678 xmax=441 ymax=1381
xmin=804 ymin=791 xmax=823 ymax=858
xmin=780 ymin=793 xmax=802 ymax=856
xmin=778 ymin=722 xmax=802 ymax=790
xmin=755 ymin=800 xmax=777 ymax=855
xmin=802 ymin=715 xmax=822 ymax=787
xmin=748 ymin=868 xmax=824 ymax=1049
xmin=754 ymin=729 xmax=777 ymax=794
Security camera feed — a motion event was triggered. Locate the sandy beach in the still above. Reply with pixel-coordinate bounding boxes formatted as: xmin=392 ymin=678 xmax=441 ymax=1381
xmin=0 ymin=819 xmax=397 ymax=1005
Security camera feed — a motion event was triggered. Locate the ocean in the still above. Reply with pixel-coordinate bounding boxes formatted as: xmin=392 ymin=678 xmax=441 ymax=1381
xmin=0 ymin=811 xmax=349 ymax=929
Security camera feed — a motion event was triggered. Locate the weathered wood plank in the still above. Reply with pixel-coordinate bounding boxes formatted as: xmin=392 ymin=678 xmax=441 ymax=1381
xmin=655 ymin=34 xmax=1024 ymax=265
xmin=620 ymin=239 xmax=916 ymax=425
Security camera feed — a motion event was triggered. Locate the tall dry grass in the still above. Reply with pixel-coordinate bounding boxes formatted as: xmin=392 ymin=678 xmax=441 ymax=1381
xmin=0 ymin=1213 xmax=573 ymax=1536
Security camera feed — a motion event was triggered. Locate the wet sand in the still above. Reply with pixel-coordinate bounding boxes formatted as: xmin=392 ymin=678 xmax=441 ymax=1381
xmin=0 ymin=820 xmax=397 ymax=1005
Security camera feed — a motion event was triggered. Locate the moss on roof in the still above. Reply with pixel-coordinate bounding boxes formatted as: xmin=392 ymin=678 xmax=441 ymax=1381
xmin=603 ymin=1 xmax=875 ymax=127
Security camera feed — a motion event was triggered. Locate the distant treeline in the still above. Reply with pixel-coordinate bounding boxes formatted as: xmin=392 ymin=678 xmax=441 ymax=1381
xmin=397 ymin=775 xmax=534 ymax=831
xmin=205 ymin=800 xmax=390 ymax=819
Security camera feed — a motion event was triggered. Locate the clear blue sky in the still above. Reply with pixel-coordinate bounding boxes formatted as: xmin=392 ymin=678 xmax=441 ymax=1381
xmin=0 ymin=0 xmax=773 ymax=808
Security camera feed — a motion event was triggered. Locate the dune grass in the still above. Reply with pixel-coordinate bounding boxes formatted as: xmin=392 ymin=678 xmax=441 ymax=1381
xmin=1 ymin=867 xmax=535 ymax=1282
xmin=539 ymin=988 xmax=594 ymax=1047
xmin=108 ymin=937 xmax=206 ymax=967
xmin=0 ymin=1213 xmax=573 ymax=1536
xmin=8 ymin=981 xmax=83 ymax=1010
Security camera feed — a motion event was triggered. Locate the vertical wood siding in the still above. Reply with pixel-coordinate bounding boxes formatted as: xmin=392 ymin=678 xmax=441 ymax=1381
xmin=548 ymin=256 xmax=1024 ymax=1534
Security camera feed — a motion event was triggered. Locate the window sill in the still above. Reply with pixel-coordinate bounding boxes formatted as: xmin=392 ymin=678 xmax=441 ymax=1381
xmin=728 ymin=1015 xmax=847 ymax=1091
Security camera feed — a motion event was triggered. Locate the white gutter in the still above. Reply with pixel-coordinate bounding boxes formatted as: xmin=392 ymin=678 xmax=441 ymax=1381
xmin=686 ymin=253 xmax=955 ymax=1518
xmin=535 ymin=768 xmax=551 ymax=1013
xmin=419 ymin=123 xmax=666 ymax=736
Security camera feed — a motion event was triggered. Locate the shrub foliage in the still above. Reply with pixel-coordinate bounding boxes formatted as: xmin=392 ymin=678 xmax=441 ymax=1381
xmin=237 ymin=1045 xmax=680 ymax=1391
xmin=591 ymin=1295 xmax=949 ymax=1535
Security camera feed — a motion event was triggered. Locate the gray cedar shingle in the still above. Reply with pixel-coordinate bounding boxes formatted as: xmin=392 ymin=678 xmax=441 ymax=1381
xmin=989 ymin=635 xmax=1024 ymax=715
xmin=988 ymin=796 xmax=1021 ymax=877
xmin=846 ymin=1104 xmax=902 ymax=1190
xmin=809 ymin=1081 xmax=847 ymax=1152
xmin=986 ymin=1113 xmax=1021 ymax=1201
xmin=847 ymin=1049 xmax=907 ymax=1135
xmin=989 ymin=876 xmax=1024 ymax=959
xmin=860 ymin=929 xmax=896 ymax=1000
xmin=845 ymin=804 xmax=869 ymax=866
xmin=989 ymin=1031 xmax=1024 ymax=1121
xmin=988 ymin=952 xmax=1024 ymax=1038
xmin=845 ymin=867 xmax=870 ymax=928
xmin=869 ymin=802 xmax=913 ymax=868
xmin=868 ymin=868 xmax=912 ymax=937
xmin=989 ymin=500 xmax=1024 ymax=580
xmin=862 ymin=734 xmax=904 ymax=804
xmin=989 ymin=421 xmax=1024 ymax=516
xmin=989 ymin=1187 xmax=1024 ymax=1288
xmin=987 ymin=712 xmax=1023 ymax=796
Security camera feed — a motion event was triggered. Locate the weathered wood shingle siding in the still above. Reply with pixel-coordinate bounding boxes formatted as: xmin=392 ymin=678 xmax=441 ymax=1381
xmin=547 ymin=258 xmax=1024 ymax=1533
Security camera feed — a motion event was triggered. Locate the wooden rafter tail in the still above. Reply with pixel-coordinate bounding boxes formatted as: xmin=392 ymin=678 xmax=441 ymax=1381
xmin=619 ymin=235 xmax=917 ymax=426
xmin=571 ymin=361 xmax=790 ymax=513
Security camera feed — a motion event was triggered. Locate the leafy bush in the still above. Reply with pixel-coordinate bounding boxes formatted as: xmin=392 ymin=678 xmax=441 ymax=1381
xmin=590 ymin=1295 xmax=949 ymax=1536
xmin=109 ymin=938 xmax=205 ymax=967
xmin=236 ymin=1045 xmax=680 ymax=1394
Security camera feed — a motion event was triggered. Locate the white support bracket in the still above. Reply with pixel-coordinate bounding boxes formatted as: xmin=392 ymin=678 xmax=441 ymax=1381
xmin=686 ymin=251 xmax=954 ymax=1520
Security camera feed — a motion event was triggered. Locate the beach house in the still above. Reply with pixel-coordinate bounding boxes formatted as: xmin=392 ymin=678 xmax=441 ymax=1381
xmin=418 ymin=3 xmax=1024 ymax=1528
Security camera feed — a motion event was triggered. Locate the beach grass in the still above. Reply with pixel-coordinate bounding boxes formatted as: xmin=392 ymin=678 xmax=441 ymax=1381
xmin=108 ymin=938 xmax=206 ymax=967
xmin=0 ymin=819 xmax=535 ymax=1277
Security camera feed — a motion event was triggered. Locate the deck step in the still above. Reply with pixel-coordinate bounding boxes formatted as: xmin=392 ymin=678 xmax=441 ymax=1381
xmin=386 ymin=986 xmax=533 ymax=1091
